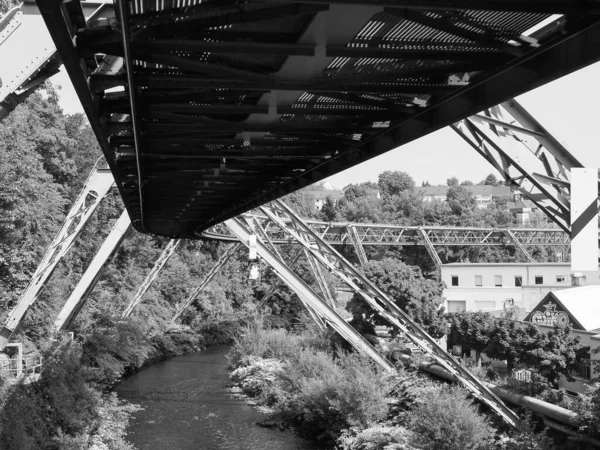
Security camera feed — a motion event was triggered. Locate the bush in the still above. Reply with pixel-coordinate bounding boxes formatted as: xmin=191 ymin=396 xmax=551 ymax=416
xmin=230 ymin=356 xmax=290 ymax=405
xmin=277 ymin=350 xmax=389 ymax=443
xmin=403 ymin=384 xmax=495 ymax=450
xmin=0 ymin=343 xmax=98 ymax=449
xmin=338 ymin=424 xmax=417 ymax=450
xmin=227 ymin=321 xmax=307 ymax=369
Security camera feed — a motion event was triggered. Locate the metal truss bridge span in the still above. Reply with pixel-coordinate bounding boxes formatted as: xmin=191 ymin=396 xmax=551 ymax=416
xmin=202 ymin=217 xmax=569 ymax=247
xmin=34 ymin=0 xmax=600 ymax=238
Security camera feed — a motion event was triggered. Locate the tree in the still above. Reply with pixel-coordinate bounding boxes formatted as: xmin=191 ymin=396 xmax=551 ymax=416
xmin=346 ymin=259 xmax=447 ymax=338
xmin=319 ymin=196 xmax=338 ymax=221
xmin=482 ymin=173 xmax=499 ymax=186
xmin=446 ymin=185 xmax=476 ymax=216
xmin=460 ymin=180 xmax=474 ymax=186
xmin=484 ymin=313 xmax=540 ymax=373
xmin=378 ymin=171 xmax=415 ymax=197
xmin=448 ymin=311 xmax=495 ymax=365
xmin=520 ymin=325 xmax=587 ymax=387
xmin=446 ymin=177 xmax=459 ymax=186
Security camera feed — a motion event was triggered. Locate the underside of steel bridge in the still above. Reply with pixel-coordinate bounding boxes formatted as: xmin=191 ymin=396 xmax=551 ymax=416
xmin=36 ymin=0 xmax=600 ymax=238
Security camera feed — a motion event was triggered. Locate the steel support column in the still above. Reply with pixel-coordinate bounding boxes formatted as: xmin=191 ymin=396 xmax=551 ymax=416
xmin=122 ymin=239 xmax=181 ymax=318
xmin=0 ymin=165 xmax=114 ymax=349
xmin=255 ymin=246 xmax=304 ymax=310
xmin=171 ymin=243 xmax=241 ymax=322
xmin=304 ymin=248 xmax=336 ymax=308
xmin=503 ymin=230 xmax=535 ymax=263
xmin=417 ymin=228 xmax=443 ymax=272
xmin=347 ymin=225 xmax=368 ymax=267
xmin=225 ymin=217 xmax=393 ymax=371
xmin=261 ymin=200 xmax=523 ymax=430
xmin=54 ymin=210 xmax=132 ymax=331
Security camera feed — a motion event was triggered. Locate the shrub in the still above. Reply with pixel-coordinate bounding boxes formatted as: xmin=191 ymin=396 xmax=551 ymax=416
xmin=278 ymin=350 xmax=389 ymax=443
xmin=227 ymin=321 xmax=306 ymax=369
xmin=230 ymin=356 xmax=290 ymax=405
xmin=403 ymin=384 xmax=495 ymax=450
xmin=338 ymin=424 xmax=417 ymax=450
xmin=0 ymin=343 xmax=98 ymax=449
xmin=89 ymin=392 xmax=142 ymax=450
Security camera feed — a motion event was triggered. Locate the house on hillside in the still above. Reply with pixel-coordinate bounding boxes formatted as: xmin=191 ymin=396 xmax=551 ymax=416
xmin=305 ymin=188 xmax=343 ymax=210
xmin=506 ymin=199 xmax=538 ymax=224
xmin=523 ymin=286 xmax=600 ymax=393
xmin=414 ymin=185 xmax=511 ymax=208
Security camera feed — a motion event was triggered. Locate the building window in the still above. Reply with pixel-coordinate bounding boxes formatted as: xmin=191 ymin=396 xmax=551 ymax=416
xmin=570 ymin=363 xmax=592 ymax=380
xmin=535 ymin=276 xmax=543 ymax=285
xmin=556 ymin=275 xmax=566 ymax=283
xmin=514 ymin=276 xmax=522 ymax=287
xmin=494 ymin=275 xmax=502 ymax=287
xmin=475 ymin=275 xmax=482 ymax=286
xmin=451 ymin=276 xmax=459 ymax=287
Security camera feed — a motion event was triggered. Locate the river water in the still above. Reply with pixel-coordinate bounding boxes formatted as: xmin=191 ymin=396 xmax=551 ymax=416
xmin=115 ymin=345 xmax=318 ymax=450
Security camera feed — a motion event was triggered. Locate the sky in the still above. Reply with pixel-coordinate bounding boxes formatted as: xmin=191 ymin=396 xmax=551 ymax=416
xmin=52 ymin=60 xmax=600 ymax=190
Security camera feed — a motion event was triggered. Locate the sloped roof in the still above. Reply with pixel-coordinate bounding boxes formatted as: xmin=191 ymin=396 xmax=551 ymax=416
xmin=524 ymin=286 xmax=600 ymax=331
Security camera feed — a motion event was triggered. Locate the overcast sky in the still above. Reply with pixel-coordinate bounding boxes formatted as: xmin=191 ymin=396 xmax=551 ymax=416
xmin=53 ymin=61 xmax=600 ymax=190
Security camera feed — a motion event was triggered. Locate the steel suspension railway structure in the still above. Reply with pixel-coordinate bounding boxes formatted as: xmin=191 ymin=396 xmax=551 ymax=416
xmin=2 ymin=0 xmax=600 ymax=432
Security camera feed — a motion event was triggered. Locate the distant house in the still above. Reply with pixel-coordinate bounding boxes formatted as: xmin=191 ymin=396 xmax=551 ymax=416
xmin=506 ymin=199 xmax=538 ymax=224
xmin=414 ymin=185 xmax=511 ymax=208
xmin=523 ymin=286 xmax=600 ymax=393
xmin=306 ymin=190 xmax=343 ymax=210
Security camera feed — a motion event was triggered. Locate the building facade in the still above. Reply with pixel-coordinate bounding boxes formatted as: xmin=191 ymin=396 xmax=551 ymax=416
xmin=414 ymin=185 xmax=511 ymax=208
xmin=442 ymin=263 xmax=600 ymax=313
xmin=523 ymin=287 xmax=600 ymax=394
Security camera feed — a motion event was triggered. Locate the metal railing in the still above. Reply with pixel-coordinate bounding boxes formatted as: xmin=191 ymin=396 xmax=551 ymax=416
xmin=0 ymin=355 xmax=42 ymax=379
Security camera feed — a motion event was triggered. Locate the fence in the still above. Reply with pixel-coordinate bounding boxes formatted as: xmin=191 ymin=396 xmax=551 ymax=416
xmin=0 ymin=355 xmax=42 ymax=379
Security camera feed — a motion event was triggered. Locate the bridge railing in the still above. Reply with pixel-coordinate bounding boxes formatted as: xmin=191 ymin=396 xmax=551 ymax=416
xmin=0 ymin=355 xmax=43 ymax=379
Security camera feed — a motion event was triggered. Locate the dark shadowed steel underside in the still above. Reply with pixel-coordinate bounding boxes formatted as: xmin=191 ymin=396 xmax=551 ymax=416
xmin=37 ymin=0 xmax=600 ymax=238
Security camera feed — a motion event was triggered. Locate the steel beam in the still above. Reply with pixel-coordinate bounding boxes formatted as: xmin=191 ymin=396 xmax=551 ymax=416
xmin=503 ymin=230 xmax=535 ymax=263
xmin=258 ymin=0 xmax=600 ymax=14
xmin=54 ymin=210 xmax=132 ymax=331
xmin=243 ymin=216 xmax=325 ymax=327
xmin=0 ymin=164 xmax=114 ymax=349
xmin=418 ymin=228 xmax=443 ymax=272
xmin=347 ymin=225 xmax=369 ymax=267
xmin=261 ymin=199 xmax=523 ymax=430
xmin=121 ymin=239 xmax=181 ymax=318
xmin=171 ymin=243 xmax=241 ymax=322
xmin=304 ymin=248 xmax=336 ymax=308
xmin=454 ymin=98 xmax=600 ymax=243
xmin=256 ymin=246 xmax=304 ymax=310
xmin=225 ymin=217 xmax=394 ymax=371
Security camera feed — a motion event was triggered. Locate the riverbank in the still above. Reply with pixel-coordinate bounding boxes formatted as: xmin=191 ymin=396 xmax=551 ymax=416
xmin=226 ymin=321 xmax=596 ymax=450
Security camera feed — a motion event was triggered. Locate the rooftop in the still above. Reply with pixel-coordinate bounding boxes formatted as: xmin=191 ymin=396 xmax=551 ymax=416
xmin=524 ymin=285 xmax=600 ymax=332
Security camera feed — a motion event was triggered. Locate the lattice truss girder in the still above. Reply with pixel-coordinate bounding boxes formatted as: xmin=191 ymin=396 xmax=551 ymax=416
xmin=259 ymin=199 xmax=524 ymax=430
xmin=0 ymin=163 xmax=115 ymax=349
xmin=122 ymin=238 xmax=181 ymax=318
xmin=36 ymin=0 xmax=600 ymax=237
xmin=204 ymin=219 xmax=570 ymax=247
xmin=453 ymin=99 xmax=600 ymax=237
xmin=224 ymin=215 xmax=393 ymax=370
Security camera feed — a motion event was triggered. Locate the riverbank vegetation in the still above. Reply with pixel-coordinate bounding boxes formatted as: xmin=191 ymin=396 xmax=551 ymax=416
xmin=228 ymin=319 xmax=600 ymax=450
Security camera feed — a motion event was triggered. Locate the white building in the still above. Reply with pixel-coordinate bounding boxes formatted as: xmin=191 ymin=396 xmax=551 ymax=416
xmin=523 ymin=286 xmax=600 ymax=394
xmin=414 ymin=185 xmax=511 ymax=208
xmin=442 ymin=263 xmax=600 ymax=313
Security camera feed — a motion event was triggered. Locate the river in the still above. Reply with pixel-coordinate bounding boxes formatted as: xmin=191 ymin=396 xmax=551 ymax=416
xmin=115 ymin=345 xmax=319 ymax=450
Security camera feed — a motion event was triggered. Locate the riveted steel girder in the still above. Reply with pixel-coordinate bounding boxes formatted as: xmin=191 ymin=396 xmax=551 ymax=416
xmin=260 ymin=199 xmax=524 ymax=430
xmin=0 ymin=163 xmax=114 ymax=350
